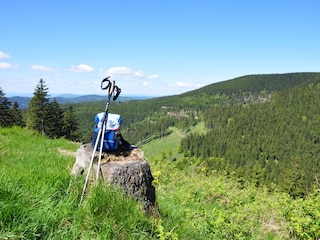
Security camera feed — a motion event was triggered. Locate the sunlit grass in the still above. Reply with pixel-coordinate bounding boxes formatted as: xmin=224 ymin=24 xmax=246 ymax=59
xmin=1 ymin=126 xmax=319 ymax=239
xmin=0 ymin=127 xmax=152 ymax=239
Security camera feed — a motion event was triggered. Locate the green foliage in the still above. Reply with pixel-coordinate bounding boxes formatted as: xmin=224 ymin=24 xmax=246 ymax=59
xmin=70 ymin=73 xmax=320 ymax=145
xmin=184 ymin=72 xmax=320 ymax=100
xmin=0 ymin=87 xmax=13 ymax=127
xmin=26 ymin=79 xmax=50 ymax=134
xmin=180 ymin=82 xmax=320 ymax=197
xmin=62 ymin=105 xmax=81 ymax=141
xmin=3 ymin=73 xmax=320 ymax=239
xmin=10 ymin=101 xmax=25 ymax=127
xmin=0 ymin=87 xmax=24 ymax=127
xmin=67 ymin=72 xmax=320 ymax=198
xmin=1 ymin=126 xmax=320 ymax=239
xmin=24 ymin=79 xmax=81 ymax=141
xmin=71 ymin=97 xmax=196 ymax=144
xmin=46 ymin=98 xmax=64 ymax=138
xmin=143 ymin=130 xmax=320 ymax=239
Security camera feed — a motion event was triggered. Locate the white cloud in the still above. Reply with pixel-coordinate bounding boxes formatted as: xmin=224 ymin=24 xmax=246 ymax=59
xmin=70 ymin=64 xmax=94 ymax=72
xmin=142 ymin=81 xmax=149 ymax=86
xmin=134 ymin=71 xmax=144 ymax=77
xmin=0 ymin=51 xmax=10 ymax=59
xmin=147 ymin=74 xmax=159 ymax=80
xmin=105 ymin=67 xmax=159 ymax=82
xmin=170 ymin=81 xmax=192 ymax=87
xmin=30 ymin=65 xmax=52 ymax=71
xmin=106 ymin=66 xmax=134 ymax=75
xmin=0 ymin=62 xmax=18 ymax=69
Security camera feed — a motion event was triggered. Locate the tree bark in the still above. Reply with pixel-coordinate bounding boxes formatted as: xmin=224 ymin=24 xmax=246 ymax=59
xmin=72 ymin=143 xmax=157 ymax=214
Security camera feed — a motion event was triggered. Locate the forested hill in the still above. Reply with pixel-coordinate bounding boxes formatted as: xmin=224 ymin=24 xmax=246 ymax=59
xmin=68 ymin=72 xmax=320 ymax=198
xmin=181 ymin=72 xmax=320 ymax=97
xmin=180 ymin=80 xmax=320 ymax=198
xmin=73 ymin=72 xmax=320 ymax=142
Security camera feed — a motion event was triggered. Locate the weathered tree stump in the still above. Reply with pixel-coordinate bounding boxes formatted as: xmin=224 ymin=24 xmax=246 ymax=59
xmin=72 ymin=143 xmax=156 ymax=214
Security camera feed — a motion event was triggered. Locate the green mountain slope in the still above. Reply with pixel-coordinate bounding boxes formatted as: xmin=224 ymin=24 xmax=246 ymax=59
xmin=4 ymin=72 xmax=320 ymax=238
xmin=72 ymin=72 xmax=320 ymax=143
xmin=61 ymin=72 xmax=320 ymax=197
xmin=181 ymin=82 xmax=320 ymax=197
xmin=182 ymin=72 xmax=320 ymax=97
xmin=2 ymin=127 xmax=320 ymax=239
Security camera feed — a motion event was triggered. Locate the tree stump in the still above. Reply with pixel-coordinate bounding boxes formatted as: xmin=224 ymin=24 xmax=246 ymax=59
xmin=72 ymin=143 xmax=156 ymax=214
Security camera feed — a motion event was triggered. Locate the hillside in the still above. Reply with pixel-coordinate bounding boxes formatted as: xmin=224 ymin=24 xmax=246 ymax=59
xmin=181 ymin=82 xmax=320 ymax=197
xmin=181 ymin=72 xmax=320 ymax=97
xmin=1 ymin=127 xmax=320 ymax=239
xmin=15 ymin=72 xmax=320 ymax=195
xmin=2 ymin=72 xmax=320 ymax=238
xmin=63 ymin=72 xmax=320 ymax=197
xmin=71 ymin=72 xmax=320 ymax=143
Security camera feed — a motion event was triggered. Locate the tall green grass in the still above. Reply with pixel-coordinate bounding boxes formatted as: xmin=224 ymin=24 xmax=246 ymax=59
xmin=1 ymin=126 xmax=320 ymax=239
xmin=0 ymin=127 xmax=152 ymax=239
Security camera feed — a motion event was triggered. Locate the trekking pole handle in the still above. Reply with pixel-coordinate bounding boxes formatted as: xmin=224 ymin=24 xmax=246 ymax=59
xmin=101 ymin=77 xmax=120 ymax=101
xmin=101 ymin=77 xmax=111 ymax=90
xmin=109 ymin=80 xmax=115 ymax=95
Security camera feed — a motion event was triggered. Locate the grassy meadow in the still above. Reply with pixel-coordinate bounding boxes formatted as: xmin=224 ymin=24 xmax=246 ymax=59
xmin=1 ymin=126 xmax=320 ymax=239
xmin=0 ymin=127 xmax=152 ymax=239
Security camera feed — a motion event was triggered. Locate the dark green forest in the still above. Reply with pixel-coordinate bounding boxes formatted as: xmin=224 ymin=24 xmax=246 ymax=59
xmin=1 ymin=80 xmax=80 ymax=141
xmin=70 ymin=72 xmax=320 ymax=198
xmin=3 ymin=72 xmax=320 ymax=198
xmin=73 ymin=72 xmax=320 ymax=144
xmin=181 ymin=83 xmax=320 ymax=197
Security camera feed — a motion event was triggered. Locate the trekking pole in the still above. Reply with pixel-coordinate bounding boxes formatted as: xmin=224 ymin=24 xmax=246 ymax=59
xmin=95 ymin=79 xmax=115 ymax=183
xmin=80 ymin=77 xmax=120 ymax=204
xmin=80 ymin=125 xmax=102 ymax=204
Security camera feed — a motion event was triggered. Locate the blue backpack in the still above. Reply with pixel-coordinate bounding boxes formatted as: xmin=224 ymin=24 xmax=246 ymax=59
xmin=91 ymin=112 xmax=122 ymax=152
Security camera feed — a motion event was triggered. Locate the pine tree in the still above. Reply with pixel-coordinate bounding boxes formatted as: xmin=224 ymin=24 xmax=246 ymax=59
xmin=26 ymin=79 xmax=50 ymax=134
xmin=63 ymin=105 xmax=80 ymax=141
xmin=0 ymin=87 xmax=13 ymax=127
xmin=10 ymin=101 xmax=25 ymax=127
xmin=46 ymin=99 xmax=64 ymax=138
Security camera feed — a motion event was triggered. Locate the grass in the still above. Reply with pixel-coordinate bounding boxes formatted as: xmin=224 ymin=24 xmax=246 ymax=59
xmin=141 ymin=128 xmax=182 ymax=162
xmin=1 ymin=126 xmax=320 ymax=239
xmin=141 ymin=123 xmax=206 ymax=162
xmin=141 ymin=123 xmax=320 ymax=239
xmin=0 ymin=127 xmax=152 ymax=239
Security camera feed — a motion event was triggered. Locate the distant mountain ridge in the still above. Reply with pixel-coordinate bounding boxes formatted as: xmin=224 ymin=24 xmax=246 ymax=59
xmin=8 ymin=72 xmax=320 ymax=109
xmin=8 ymin=94 xmax=151 ymax=109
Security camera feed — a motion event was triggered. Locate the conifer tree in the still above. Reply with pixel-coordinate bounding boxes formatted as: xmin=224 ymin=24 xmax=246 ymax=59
xmin=63 ymin=105 xmax=80 ymax=141
xmin=0 ymin=87 xmax=13 ymax=127
xmin=10 ymin=101 xmax=25 ymax=127
xmin=26 ymin=79 xmax=50 ymax=134
xmin=46 ymin=99 xmax=64 ymax=138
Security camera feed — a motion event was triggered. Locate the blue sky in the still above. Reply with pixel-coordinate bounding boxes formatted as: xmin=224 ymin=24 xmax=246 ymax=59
xmin=1 ymin=1 xmax=319 ymax=97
